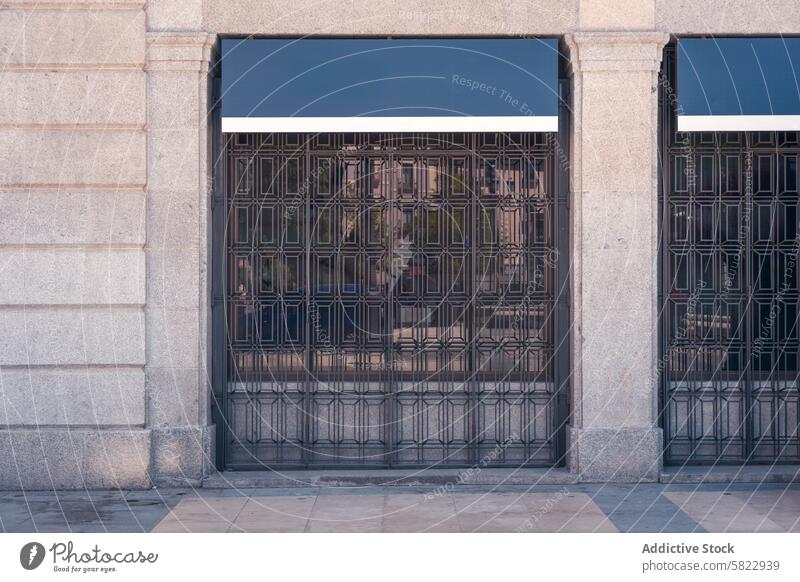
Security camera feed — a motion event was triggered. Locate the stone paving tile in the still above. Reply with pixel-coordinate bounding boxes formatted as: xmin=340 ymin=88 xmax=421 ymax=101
xmin=536 ymin=511 xmax=619 ymax=533
xmin=729 ymin=490 xmax=800 ymax=533
xmin=0 ymin=501 xmax=37 ymax=533
xmin=232 ymin=496 xmax=316 ymax=533
xmin=306 ymin=494 xmax=384 ymax=532
xmin=383 ymin=494 xmax=460 ymax=532
xmin=451 ymin=492 xmax=533 ymax=533
xmin=452 ymin=493 xmax=530 ymax=531
xmin=0 ymin=497 xmax=38 ymax=528
xmin=521 ymin=492 xmax=618 ymax=532
xmin=664 ymin=491 xmax=786 ymax=533
xmin=588 ymin=485 xmax=703 ymax=533
xmin=454 ymin=508 xmax=534 ymax=533
xmin=152 ymin=497 xmax=248 ymax=533
xmin=1 ymin=500 xmax=171 ymax=533
xmin=1 ymin=518 xmax=36 ymax=533
xmin=452 ymin=491 xmax=533 ymax=511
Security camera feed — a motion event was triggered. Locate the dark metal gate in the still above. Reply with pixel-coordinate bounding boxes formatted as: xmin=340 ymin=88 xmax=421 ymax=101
xmin=659 ymin=47 xmax=800 ymax=464
xmin=214 ymin=132 xmax=568 ymax=469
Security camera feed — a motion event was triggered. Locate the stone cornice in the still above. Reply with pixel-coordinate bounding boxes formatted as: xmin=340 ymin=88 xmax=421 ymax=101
xmin=565 ymin=31 xmax=669 ymax=75
xmin=145 ymin=31 xmax=216 ymax=72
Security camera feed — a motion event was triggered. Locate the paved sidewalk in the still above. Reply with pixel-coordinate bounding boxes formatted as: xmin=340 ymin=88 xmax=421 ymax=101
xmin=1 ymin=483 xmax=798 ymax=533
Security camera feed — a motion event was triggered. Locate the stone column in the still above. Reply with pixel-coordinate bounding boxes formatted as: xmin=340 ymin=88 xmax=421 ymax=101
xmin=565 ymin=31 xmax=668 ymax=482
xmin=145 ymin=29 xmax=216 ymax=485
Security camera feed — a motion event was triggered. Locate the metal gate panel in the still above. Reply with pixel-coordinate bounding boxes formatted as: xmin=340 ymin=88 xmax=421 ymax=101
xmin=659 ymin=47 xmax=800 ymax=464
xmin=218 ymin=132 xmax=567 ymax=469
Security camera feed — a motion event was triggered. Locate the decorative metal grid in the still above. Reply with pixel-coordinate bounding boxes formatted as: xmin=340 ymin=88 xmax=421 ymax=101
xmin=659 ymin=47 xmax=800 ymax=464
xmin=218 ymin=132 xmax=567 ymax=469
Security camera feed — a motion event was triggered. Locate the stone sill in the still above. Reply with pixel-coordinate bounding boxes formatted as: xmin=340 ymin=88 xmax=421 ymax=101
xmin=203 ymin=467 xmax=576 ymax=489
xmin=660 ymin=465 xmax=800 ymax=484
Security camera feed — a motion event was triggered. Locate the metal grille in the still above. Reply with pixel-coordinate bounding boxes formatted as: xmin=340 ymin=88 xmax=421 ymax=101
xmin=659 ymin=47 xmax=800 ymax=464
xmin=218 ymin=132 xmax=567 ymax=469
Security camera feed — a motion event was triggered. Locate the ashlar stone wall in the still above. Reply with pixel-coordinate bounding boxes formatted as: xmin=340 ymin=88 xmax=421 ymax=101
xmin=0 ymin=1 xmax=149 ymax=488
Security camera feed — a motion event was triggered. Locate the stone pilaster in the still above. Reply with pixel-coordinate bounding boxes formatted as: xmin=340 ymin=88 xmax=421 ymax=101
xmin=565 ymin=31 xmax=668 ymax=482
xmin=145 ymin=30 xmax=216 ymax=485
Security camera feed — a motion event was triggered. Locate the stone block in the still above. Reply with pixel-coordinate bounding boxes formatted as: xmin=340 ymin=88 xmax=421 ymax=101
xmin=0 ymin=428 xmax=151 ymax=490
xmin=0 ymin=367 xmax=145 ymax=426
xmin=205 ymin=0 xmax=577 ymax=35
xmin=568 ymin=426 xmax=662 ymax=482
xmin=147 ymin=0 xmax=203 ymax=33
xmin=147 ymin=72 xmax=201 ymax=129
xmin=0 ymin=129 xmax=146 ymax=186
xmin=0 ymin=307 xmax=145 ymax=366
xmin=0 ymin=189 xmax=146 ymax=245
xmin=3 ymin=0 xmax=143 ymax=4
xmin=0 ymin=247 xmax=145 ymax=305
xmin=145 ymin=190 xmax=201 ymax=250
xmin=0 ymin=70 xmax=146 ymax=126
xmin=579 ymin=361 xmax=655 ymax=428
xmin=0 ymin=428 xmax=85 ymax=489
xmin=147 ymin=128 xmax=202 ymax=191
xmin=579 ymin=191 xmax=653 ymax=251
xmin=83 ymin=429 xmax=151 ymax=489
xmin=581 ymin=304 xmax=654 ymax=363
xmin=580 ymin=247 xmax=654 ymax=316
xmin=150 ymin=425 xmax=215 ymax=485
xmin=146 ymin=245 xmax=201 ymax=308
xmin=579 ymin=0 xmax=655 ymax=30
xmin=145 ymin=367 xmax=201 ymax=427
xmin=578 ymin=72 xmax=658 ymax=192
xmin=145 ymin=307 xmax=200 ymax=368
xmin=0 ymin=9 xmax=145 ymax=66
xmin=656 ymin=0 xmax=800 ymax=34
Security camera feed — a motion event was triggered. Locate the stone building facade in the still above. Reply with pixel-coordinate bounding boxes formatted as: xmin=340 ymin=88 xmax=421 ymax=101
xmin=1 ymin=0 xmax=798 ymax=489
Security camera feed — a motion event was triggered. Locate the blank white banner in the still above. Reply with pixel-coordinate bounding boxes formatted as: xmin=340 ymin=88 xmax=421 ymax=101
xmin=678 ymin=115 xmax=800 ymax=132
xmin=221 ymin=116 xmax=559 ymax=133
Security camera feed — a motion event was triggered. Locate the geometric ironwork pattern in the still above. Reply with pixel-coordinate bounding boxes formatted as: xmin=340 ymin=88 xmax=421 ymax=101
xmin=659 ymin=48 xmax=800 ymax=464
xmin=221 ymin=132 xmax=567 ymax=469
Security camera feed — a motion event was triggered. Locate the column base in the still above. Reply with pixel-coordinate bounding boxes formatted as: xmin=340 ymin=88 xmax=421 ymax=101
xmin=568 ymin=427 xmax=662 ymax=483
xmin=150 ymin=425 xmax=215 ymax=487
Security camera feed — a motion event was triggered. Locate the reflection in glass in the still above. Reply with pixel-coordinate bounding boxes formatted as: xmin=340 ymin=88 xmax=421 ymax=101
xmin=286 ymin=158 xmax=299 ymax=193
xmin=260 ymin=158 xmax=273 ymax=194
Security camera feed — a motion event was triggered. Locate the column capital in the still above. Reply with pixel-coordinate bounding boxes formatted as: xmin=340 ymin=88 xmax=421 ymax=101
xmin=565 ymin=31 xmax=669 ymax=74
xmin=145 ymin=31 xmax=216 ymax=72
